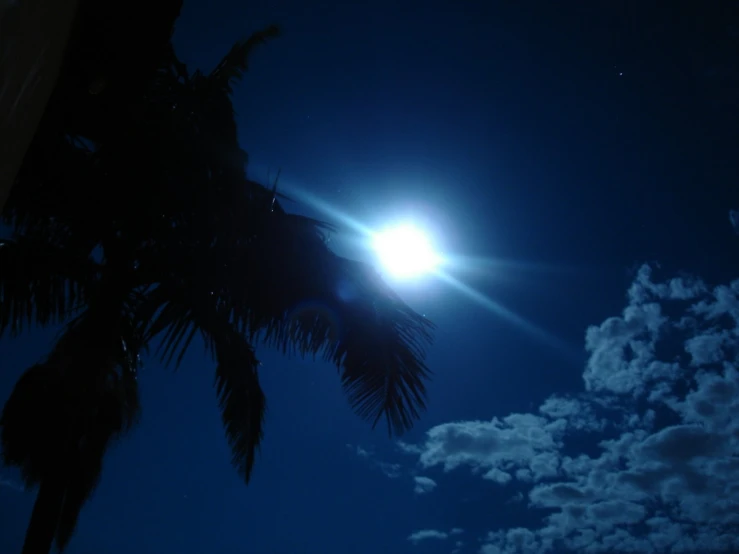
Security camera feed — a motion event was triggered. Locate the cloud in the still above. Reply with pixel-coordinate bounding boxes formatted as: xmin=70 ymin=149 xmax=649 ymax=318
xmin=413 ymin=412 xmax=567 ymax=485
xmin=413 ymin=476 xmax=437 ymax=494
xmin=407 ymin=528 xmax=465 ymax=545
xmin=407 ymin=529 xmax=449 ymax=544
xmin=538 ymin=396 xmax=606 ymax=432
xmin=377 ymin=461 xmax=402 ymax=479
xmin=346 ymin=444 xmax=402 ymax=478
xmin=403 ymin=265 xmax=739 ymax=553
xmin=351 ymin=444 xmax=371 ymax=459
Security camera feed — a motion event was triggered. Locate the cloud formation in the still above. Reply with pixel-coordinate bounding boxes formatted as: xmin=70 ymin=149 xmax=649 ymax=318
xmin=408 ymin=529 xmax=449 ymax=544
xmin=405 ymin=265 xmax=739 ymax=553
xmin=413 ymin=475 xmax=437 ymax=494
xmin=407 ymin=527 xmax=463 ymax=545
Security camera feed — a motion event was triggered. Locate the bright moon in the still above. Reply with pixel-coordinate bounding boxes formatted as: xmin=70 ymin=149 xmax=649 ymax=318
xmin=372 ymin=224 xmax=441 ymax=279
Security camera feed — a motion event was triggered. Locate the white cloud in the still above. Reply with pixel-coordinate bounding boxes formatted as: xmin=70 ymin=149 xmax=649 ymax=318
xmin=407 ymin=527 xmax=465 ymax=546
xmin=413 ymin=475 xmax=437 ymax=494
xmin=403 ymin=265 xmax=739 ymax=553
xmin=684 ymin=330 xmax=730 ymax=366
xmin=407 ymin=529 xmax=448 ymax=544
xmin=413 ymin=412 xmax=567 ymax=485
xmin=538 ymin=395 xmax=607 ymax=432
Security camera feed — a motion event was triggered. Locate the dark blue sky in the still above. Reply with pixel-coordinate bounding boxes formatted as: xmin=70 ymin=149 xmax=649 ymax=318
xmin=2 ymin=2 xmax=739 ymax=553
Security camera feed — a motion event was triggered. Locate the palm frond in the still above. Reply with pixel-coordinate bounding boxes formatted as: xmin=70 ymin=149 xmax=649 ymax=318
xmin=266 ymin=255 xmax=434 ymax=436
xmin=184 ymin=204 xmax=435 ymax=436
xmin=136 ymin=283 xmax=266 ymax=484
xmin=135 ymin=283 xmax=210 ymax=368
xmin=0 ymin=234 xmax=98 ymax=338
xmin=209 ymin=25 xmax=281 ymax=94
xmin=214 ymin=328 xmax=265 ymax=484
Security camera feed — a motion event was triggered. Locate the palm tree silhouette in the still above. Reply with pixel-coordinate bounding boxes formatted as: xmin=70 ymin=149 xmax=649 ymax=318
xmin=0 ymin=23 xmax=434 ymax=554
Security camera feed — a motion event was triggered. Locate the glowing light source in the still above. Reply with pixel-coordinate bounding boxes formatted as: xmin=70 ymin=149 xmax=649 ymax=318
xmin=372 ymin=224 xmax=441 ymax=279
xmin=272 ymin=177 xmax=574 ymax=359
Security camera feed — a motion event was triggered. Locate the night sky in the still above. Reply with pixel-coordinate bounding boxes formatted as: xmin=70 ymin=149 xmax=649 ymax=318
xmin=2 ymin=1 xmax=739 ymax=553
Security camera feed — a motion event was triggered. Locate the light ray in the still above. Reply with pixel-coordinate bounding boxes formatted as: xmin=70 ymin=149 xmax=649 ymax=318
xmin=280 ymin=184 xmax=373 ymax=237
xmin=446 ymin=255 xmax=582 ymax=276
xmin=434 ymin=270 xmax=580 ymax=362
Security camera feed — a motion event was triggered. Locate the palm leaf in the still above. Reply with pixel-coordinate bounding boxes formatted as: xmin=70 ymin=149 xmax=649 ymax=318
xmin=136 ymin=282 xmax=266 ymax=484
xmin=213 ymin=328 xmax=265 ymax=484
xmin=209 ymin=25 xmax=281 ymax=94
xmin=0 ymin=233 xmax=97 ymax=338
xmin=261 ymin=253 xmax=434 ymax=436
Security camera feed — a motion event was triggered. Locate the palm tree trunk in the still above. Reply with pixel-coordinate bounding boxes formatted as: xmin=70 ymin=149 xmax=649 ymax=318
xmin=0 ymin=0 xmax=80 ymax=214
xmin=21 ymin=473 xmax=67 ymax=554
